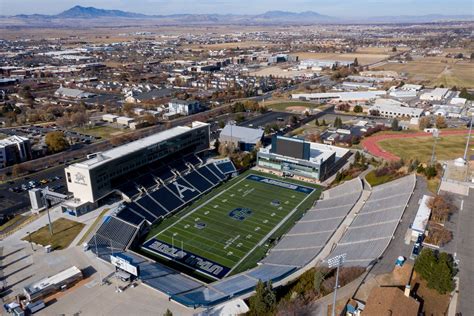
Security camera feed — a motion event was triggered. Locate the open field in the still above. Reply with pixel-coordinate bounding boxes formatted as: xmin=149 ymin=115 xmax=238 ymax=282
xmin=291 ymin=52 xmax=390 ymax=65
xmin=266 ymin=100 xmax=322 ymax=112
xmin=142 ymin=172 xmax=321 ymax=279
xmin=362 ymin=130 xmax=470 ymax=161
xmin=375 ymin=57 xmax=474 ymax=88
xmin=378 ymin=134 xmax=472 ymax=163
xmin=72 ymin=125 xmax=124 ymax=139
xmin=23 ymin=217 xmax=85 ymax=250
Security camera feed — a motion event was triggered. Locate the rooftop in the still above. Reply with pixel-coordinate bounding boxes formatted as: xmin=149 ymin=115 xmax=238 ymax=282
xmin=0 ymin=135 xmax=29 ymax=147
xmin=220 ymin=124 xmax=264 ymax=144
xmin=71 ymin=121 xmax=208 ymax=170
xmin=412 ymin=195 xmax=432 ymax=233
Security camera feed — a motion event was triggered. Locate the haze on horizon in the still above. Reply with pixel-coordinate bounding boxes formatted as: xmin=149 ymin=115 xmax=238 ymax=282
xmin=1 ymin=0 xmax=472 ymax=17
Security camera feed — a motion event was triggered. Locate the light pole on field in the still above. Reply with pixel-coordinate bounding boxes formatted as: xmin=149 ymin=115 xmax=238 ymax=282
xmin=328 ymin=253 xmax=346 ymax=316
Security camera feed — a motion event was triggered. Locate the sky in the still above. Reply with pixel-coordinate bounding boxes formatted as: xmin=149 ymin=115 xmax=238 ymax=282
xmin=1 ymin=0 xmax=473 ymax=16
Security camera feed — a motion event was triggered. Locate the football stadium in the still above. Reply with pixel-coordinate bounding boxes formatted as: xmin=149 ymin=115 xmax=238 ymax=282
xmin=142 ymin=172 xmax=319 ymax=279
xmin=79 ymin=121 xmax=417 ymax=309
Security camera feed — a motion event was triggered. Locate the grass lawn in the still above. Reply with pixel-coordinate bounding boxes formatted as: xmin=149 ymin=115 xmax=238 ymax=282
xmin=365 ymin=170 xmax=401 ymax=187
xmin=378 ymin=134 xmax=471 ymax=163
xmin=73 ymin=125 xmax=123 ymax=139
xmin=23 ymin=218 xmax=85 ymax=250
xmin=142 ymin=171 xmax=321 ymax=278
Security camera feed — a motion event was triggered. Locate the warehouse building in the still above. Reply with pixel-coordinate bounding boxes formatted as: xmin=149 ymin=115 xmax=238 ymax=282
xmin=370 ymin=99 xmax=424 ymax=118
xmin=63 ymin=121 xmax=210 ymax=215
xmin=219 ymin=124 xmax=264 ymax=151
xmin=257 ymin=135 xmax=350 ymax=181
xmin=420 ymin=88 xmax=450 ymax=101
xmin=291 ymin=91 xmax=386 ymax=103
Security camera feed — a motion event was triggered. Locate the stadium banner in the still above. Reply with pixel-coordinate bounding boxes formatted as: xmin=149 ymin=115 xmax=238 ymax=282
xmin=142 ymin=238 xmax=230 ymax=279
xmin=246 ymin=175 xmax=314 ymax=194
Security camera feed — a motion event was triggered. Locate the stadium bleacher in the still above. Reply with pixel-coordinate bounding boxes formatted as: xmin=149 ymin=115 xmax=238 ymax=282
xmin=205 ymin=163 xmax=226 ymax=180
xmin=88 ymin=216 xmax=139 ymax=260
xmin=115 ymin=206 xmax=146 ymax=226
xmin=182 ymin=170 xmax=214 ymax=192
xmin=214 ymin=158 xmax=237 ymax=175
xmin=128 ymin=202 xmax=158 ymax=223
xmin=325 ymin=174 xmax=416 ymax=267
xmin=166 ymin=178 xmax=201 ymax=201
xmin=262 ymin=178 xmax=363 ymax=267
xmin=149 ymin=186 xmax=183 ymax=212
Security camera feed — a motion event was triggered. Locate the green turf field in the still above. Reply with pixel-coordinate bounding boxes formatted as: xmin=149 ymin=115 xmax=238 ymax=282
xmin=142 ymin=172 xmax=320 ymax=279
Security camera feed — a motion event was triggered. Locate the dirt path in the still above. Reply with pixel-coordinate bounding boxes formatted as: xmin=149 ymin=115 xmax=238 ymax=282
xmin=361 ymin=130 xmax=469 ymax=161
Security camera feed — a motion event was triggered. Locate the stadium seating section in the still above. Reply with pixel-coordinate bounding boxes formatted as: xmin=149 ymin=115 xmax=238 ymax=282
xmin=262 ymin=178 xmax=363 ymax=267
xmin=326 ymin=175 xmax=416 ymax=267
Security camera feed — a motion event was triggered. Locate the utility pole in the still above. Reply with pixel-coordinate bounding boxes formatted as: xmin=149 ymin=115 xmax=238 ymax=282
xmin=328 ymin=253 xmax=346 ymax=316
xmin=463 ymin=116 xmax=473 ymax=161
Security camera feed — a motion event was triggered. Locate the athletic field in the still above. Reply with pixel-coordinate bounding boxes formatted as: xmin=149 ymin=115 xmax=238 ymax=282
xmin=142 ymin=172 xmax=320 ymax=279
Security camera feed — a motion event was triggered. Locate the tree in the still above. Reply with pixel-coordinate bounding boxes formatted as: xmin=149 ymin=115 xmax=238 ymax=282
xmin=391 ymin=118 xmax=400 ymax=131
xmin=428 ymin=195 xmax=454 ymax=222
xmin=290 ymin=115 xmax=298 ymax=125
xmin=369 ymin=109 xmax=380 ymax=116
xmin=45 ymin=131 xmax=69 ymax=153
xmin=414 ymin=249 xmax=455 ymax=294
xmin=322 ymin=119 xmax=327 ymax=126
xmin=12 ymin=164 xmax=27 ymax=177
xmin=248 ymin=280 xmax=277 ymax=316
xmin=333 ymin=117 xmax=343 ymax=128
xmin=71 ymin=112 xmax=88 ymax=127
xmin=143 ymin=114 xmax=157 ymax=126
xmin=392 ymin=46 xmax=397 ymax=52
xmin=434 ymin=115 xmax=447 ymax=129
xmin=353 ymin=58 xmax=359 ymax=67
xmin=163 ymin=309 xmax=173 ymax=316
xmin=315 ymin=119 xmax=320 ymax=126
xmin=353 ymin=105 xmax=363 ymax=113
xmin=418 ymin=116 xmax=431 ymax=130
xmin=459 ymin=88 xmax=474 ymax=101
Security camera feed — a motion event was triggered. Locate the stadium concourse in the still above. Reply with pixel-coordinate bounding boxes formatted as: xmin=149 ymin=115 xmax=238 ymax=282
xmin=87 ymin=169 xmax=416 ymax=308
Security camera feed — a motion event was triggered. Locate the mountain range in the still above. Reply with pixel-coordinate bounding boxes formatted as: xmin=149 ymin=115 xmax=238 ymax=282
xmin=3 ymin=5 xmax=473 ymax=25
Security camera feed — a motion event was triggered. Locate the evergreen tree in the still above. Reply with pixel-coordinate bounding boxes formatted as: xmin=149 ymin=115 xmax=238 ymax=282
xmin=391 ymin=118 xmax=400 ymax=131
xmin=248 ymin=280 xmax=277 ymax=316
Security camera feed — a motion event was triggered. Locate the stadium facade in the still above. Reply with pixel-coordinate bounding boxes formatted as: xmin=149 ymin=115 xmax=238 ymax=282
xmin=257 ymin=135 xmax=350 ymax=181
xmin=62 ymin=121 xmax=210 ymax=215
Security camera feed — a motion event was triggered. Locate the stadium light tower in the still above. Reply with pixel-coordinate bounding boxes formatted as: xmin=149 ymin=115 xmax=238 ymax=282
xmin=328 ymin=253 xmax=346 ymax=316
xmin=463 ymin=115 xmax=473 ymax=161
xmin=430 ymin=129 xmax=440 ymax=165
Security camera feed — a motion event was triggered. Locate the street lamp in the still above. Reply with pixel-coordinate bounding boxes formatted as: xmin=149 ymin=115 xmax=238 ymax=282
xmin=26 ymin=231 xmax=34 ymax=251
xmin=328 ymin=253 xmax=346 ymax=316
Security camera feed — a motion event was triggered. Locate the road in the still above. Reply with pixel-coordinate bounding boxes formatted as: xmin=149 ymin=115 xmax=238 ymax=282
xmin=455 ymin=189 xmax=474 ymax=315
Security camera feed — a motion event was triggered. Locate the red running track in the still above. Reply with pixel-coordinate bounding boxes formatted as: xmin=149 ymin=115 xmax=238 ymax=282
xmin=361 ymin=129 xmax=469 ymax=161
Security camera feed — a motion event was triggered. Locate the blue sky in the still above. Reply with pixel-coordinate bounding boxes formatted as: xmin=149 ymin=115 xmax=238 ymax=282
xmin=1 ymin=0 xmax=473 ymax=16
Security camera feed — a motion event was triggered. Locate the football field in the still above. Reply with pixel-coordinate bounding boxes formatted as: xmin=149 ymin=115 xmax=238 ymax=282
xmin=142 ymin=172 xmax=320 ymax=279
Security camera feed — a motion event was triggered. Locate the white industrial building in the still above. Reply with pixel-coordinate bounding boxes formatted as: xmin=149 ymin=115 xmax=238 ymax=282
xmin=168 ymin=99 xmax=201 ymax=116
xmin=292 ymin=90 xmax=386 ymax=103
xmin=370 ymin=99 xmax=424 ymax=118
xmin=420 ymin=88 xmax=450 ymax=101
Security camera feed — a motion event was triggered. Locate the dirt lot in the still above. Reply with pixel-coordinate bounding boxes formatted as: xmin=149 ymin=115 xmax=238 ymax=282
xmin=375 ymin=56 xmax=474 ymax=88
xmin=291 ymin=52 xmax=390 ymax=65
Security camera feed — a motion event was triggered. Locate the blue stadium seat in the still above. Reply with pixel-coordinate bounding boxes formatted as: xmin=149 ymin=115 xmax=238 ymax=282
xmin=153 ymin=166 xmax=174 ymax=182
xmin=196 ymin=165 xmax=220 ymax=185
xmin=215 ymin=161 xmax=236 ymax=175
xmin=149 ymin=187 xmax=184 ymax=212
xmin=128 ymin=202 xmax=158 ymax=223
xmin=166 ymin=178 xmax=200 ymax=202
xmin=170 ymin=160 xmax=188 ymax=174
xmin=183 ymin=154 xmax=201 ymax=166
xmin=135 ymin=174 xmax=158 ymax=189
xmin=205 ymin=163 xmax=226 ymax=180
xmin=118 ymin=181 xmax=140 ymax=198
xmin=183 ymin=171 xmax=214 ymax=192
xmin=116 ymin=207 xmax=145 ymax=226
xmin=136 ymin=195 xmax=169 ymax=218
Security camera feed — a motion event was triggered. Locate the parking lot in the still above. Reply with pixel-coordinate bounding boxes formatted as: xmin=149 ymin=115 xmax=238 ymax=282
xmin=0 ymin=167 xmax=67 ymax=222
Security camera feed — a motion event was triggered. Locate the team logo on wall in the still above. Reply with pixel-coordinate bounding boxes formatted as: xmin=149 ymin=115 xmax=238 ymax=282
xmin=74 ymin=172 xmax=86 ymax=185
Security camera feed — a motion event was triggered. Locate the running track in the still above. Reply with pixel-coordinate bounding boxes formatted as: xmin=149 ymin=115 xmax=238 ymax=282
xmin=361 ymin=129 xmax=469 ymax=161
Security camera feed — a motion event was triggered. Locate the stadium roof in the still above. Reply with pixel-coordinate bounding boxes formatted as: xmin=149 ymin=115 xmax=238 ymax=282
xmin=73 ymin=121 xmax=209 ymax=169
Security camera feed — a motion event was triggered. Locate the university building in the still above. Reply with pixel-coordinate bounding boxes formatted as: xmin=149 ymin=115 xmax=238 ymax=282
xmin=257 ymin=135 xmax=350 ymax=181
xmin=63 ymin=121 xmax=210 ymax=215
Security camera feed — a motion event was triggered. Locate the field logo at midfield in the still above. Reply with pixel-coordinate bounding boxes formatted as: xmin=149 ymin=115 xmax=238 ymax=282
xmin=172 ymin=181 xmax=196 ymax=199
xmin=229 ymin=208 xmax=252 ymax=221
xmin=246 ymin=174 xmax=314 ymax=194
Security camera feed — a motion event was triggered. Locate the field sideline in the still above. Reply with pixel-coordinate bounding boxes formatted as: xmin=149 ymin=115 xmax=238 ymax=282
xmin=142 ymin=171 xmax=321 ymax=279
